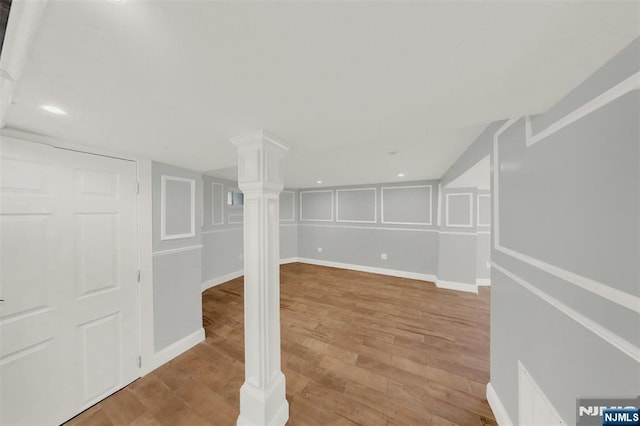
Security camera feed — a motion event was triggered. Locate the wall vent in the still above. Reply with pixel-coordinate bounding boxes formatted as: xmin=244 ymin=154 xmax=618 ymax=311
xmin=518 ymin=361 xmax=565 ymax=426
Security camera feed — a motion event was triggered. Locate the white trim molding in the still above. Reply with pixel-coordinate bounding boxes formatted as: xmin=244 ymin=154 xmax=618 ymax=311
xmin=160 ymin=175 xmax=196 ymax=240
xmin=202 ymin=270 xmax=244 ymax=292
xmin=436 ymin=183 xmax=442 ymax=227
xmin=296 ymin=257 xmax=437 ymax=283
xmin=336 ymin=187 xmax=377 ymax=224
xmin=476 ymin=193 xmax=491 ymax=227
xmin=526 ymin=71 xmax=640 ymax=147
xmin=381 ymin=185 xmax=433 ymax=225
xmin=445 ymin=192 xmax=473 ymax=228
xmin=152 ymin=244 xmax=203 ymax=257
xmin=492 ymin=262 xmax=640 ymax=363
xmin=201 ymin=258 xmax=481 ymax=295
xmin=201 ymin=258 xmax=306 ymax=293
xmin=144 ymin=328 xmax=205 ymax=375
xmin=211 ymin=182 xmax=224 ymax=225
xmin=136 ymin=159 xmax=155 ymax=380
xmin=228 ymin=213 xmax=244 ymax=224
xmin=476 ymin=278 xmax=491 ymax=286
xmin=202 ymin=227 xmax=243 ymax=234
xmin=487 ymin=382 xmax=515 ymax=426
xmin=436 ymin=280 xmax=478 ymax=294
xmin=300 ymin=190 xmax=334 ymax=222
xmin=280 ymin=190 xmax=296 ymax=222
xmin=493 ymin=117 xmax=640 ymax=314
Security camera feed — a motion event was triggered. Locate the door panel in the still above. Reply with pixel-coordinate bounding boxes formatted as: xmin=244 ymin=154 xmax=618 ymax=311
xmin=0 ymin=138 xmax=139 ymax=425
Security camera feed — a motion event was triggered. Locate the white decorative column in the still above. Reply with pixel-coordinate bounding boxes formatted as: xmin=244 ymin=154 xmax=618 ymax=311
xmin=232 ymin=130 xmax=289 ymax=426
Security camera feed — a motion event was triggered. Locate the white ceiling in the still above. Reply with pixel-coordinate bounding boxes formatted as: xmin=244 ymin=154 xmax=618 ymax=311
xmin=3 ymin=0 xmax=639 ymax=188
xmin=446 ymin=155 xmax=491 ymax=190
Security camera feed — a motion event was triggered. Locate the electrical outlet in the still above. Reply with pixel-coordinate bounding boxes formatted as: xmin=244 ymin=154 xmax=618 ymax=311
xmin=317 ymin=247 xmax=323 ymax=253
xmin=381 ymin=253 xmax=387 ymax=260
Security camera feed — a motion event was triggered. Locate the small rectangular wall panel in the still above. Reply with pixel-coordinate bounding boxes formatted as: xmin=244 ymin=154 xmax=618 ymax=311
xmin=280 ymin=191 xmax=295 ymax=221
xmin=446 ymin=193 xmax=473 ymax=227
xmin=336 ymin=188 xmax=376 ymax=223
xmin=477 ymin=194 xmax=491 ymax=227
xmin=211 ymin=183 xmax=224 ymax=225
xmin=381 ymin=185 xmax=432 ymax=225
xmin=161 ymin=176 xmax=195 ymax=240
xmin=300 ymin=190 xmax=333 ymax=222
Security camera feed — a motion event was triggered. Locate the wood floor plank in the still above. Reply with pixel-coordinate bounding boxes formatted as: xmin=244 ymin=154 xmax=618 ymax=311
xmin=65 ymin=263 xmax=495 ymax=425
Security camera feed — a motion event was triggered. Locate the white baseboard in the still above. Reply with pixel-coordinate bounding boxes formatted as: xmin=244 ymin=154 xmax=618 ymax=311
xmin=487 ymin=382 xmax=514 ymax=426
xmin=202 ymin=270 xmax=244 ymax=292
xmin=296 ymin=257 xmax=437 ymax=283
xmin=144 ymin=327 xmax=205 ymax=375
xmin=201 ymin=259 xmax=481 ymax=295
xmin=436 ymin=279 xmax=478 ymax=294
xmin=477 ymin=278 xmax=491 ymax=286
xmin=201 ymin=259 xmax=299 ymax=292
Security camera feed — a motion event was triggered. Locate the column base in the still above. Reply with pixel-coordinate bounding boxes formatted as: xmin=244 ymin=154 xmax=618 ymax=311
xmin=237 ymin=372 xmax=289 ymax=426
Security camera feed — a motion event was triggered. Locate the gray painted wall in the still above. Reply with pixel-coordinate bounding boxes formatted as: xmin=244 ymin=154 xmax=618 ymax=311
xmin=152 ymin=161 xmax=203 ymax=351
xmin=437 ymin=187 xmax=479 ymax=285
xmin=201 ymin=174 xmax=299 ymax=284
xmin=297 ymin=181 xmax=440 ymax=277
xmin=476 ymin=233 xmax=491 ymax=281
xmin=440 ymin=121 xmax=505 ymax=188
xmin=490 ymin=37 xmax=640 ymax=425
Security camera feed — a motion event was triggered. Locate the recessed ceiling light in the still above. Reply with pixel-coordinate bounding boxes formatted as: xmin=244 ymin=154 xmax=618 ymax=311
xmin=317 ymin=180 xmax=323 ymax=184
xmin=397 ymin=173 xmax=405 ymax=177
xmin=387 ymin=151 xmax=399 ymax=156
xmin=41 ymin=105 xmax=67 ymax=115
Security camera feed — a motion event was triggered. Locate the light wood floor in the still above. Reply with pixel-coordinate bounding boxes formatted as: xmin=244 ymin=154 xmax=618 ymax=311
xmin=65 ymin=263 xmax=496 ymax=426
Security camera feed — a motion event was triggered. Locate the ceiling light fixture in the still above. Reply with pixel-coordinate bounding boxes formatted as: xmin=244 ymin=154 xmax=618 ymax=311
xmin=397 ymin=173 xmax=405 ymax=177
xmin=317 ymin=180 xmax=323 ymax=184
xmin=40 ymin=105 xmax=67 ymax=115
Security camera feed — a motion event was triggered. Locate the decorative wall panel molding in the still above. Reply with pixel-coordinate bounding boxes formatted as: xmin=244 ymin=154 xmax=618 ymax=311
xmin=336 ymin=188 xmax=377 ymax=223
xmin=493 ymin=114 xmax=639 ymax=314
xmin=160 ymin=175 xmax=195 ymax=240
xmin=300 ymin=190 xmax=334 ymax=222
xmin=445 ymin=192 xmax=473 ymax=228
xmin=211 ymin=182 xmax=224 ymax=225
xmin=381 ymin=185 xmax=432 ymax=225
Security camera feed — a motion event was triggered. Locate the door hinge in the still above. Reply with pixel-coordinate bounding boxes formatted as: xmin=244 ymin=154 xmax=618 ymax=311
xmin=138 ymin=356 xmax=142 ymax=368
xmin=137 ymin=270 xmax=141 ymax=282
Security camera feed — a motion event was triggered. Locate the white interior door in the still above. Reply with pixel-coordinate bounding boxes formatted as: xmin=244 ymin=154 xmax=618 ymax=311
xmin=0 ymin=138 xmax=140 ymax=425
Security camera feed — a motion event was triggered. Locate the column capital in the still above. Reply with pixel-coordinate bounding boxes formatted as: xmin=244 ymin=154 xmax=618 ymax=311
xmin=231 ymin=130 xmax=289 ymax=193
